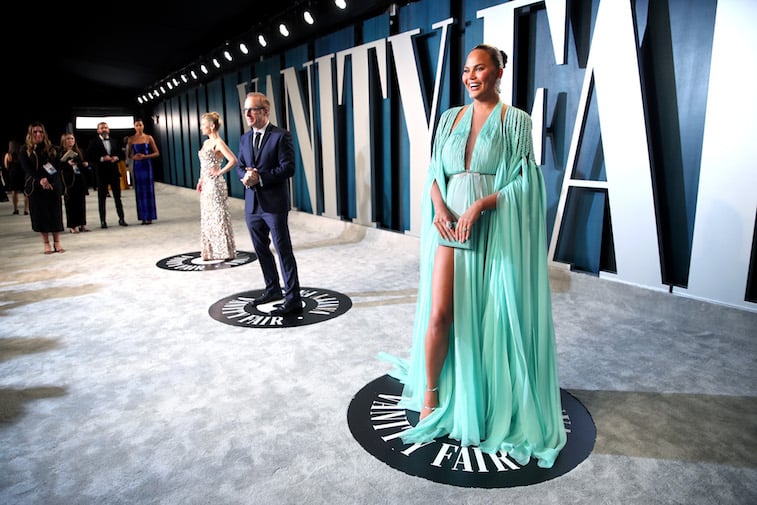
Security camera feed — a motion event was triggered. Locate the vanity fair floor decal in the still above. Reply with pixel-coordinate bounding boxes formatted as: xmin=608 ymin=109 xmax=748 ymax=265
xmin=209 ymin=288 xmax=352 ymax=328
xmin=348 ymin=374 xmax=595 ymax=488
xmin=156 ymin=251 xmax=256 ymax=271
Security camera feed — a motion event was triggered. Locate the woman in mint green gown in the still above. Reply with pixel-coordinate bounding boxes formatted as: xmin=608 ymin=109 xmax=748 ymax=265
xmin=380 ymin=44 xmax=566 ymax=469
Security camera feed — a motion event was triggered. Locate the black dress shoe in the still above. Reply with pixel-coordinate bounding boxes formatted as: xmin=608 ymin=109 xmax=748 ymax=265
xmin=253 ymin=290 xmax=283 ymax=305
xmin=101 ymin=222 xmax=108 ymax=229
xmin=270 ymin=299 xmax=303 ymax=316
xmin=118 ymin=219 xmax=128 ymax=226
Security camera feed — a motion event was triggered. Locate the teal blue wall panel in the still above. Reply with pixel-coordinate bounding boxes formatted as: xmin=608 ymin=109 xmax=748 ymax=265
xmin=315 ymin=26 xmax=356 ymax=220
xmin=397 ymin=1 xmax=453 ymax=231
xmin=186 ymin=91 xmax=201 ymax=188
xmin=222 ymin=72 xmax=243 ymax=198
xmin=364 ymin=13 xmax=392 ymax=228
xmin=168 ymin=97 xmax=186 ymax=187
xmin=144 ymin=0 xmax=754 ymax=305
xmin=284 ymin=44 xmax=314 ymax=214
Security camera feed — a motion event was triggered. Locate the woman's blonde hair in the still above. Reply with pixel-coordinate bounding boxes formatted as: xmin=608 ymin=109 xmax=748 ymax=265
xmin=23 ymin=122 xmax=55 ymax=158
xmin=201 ymin=112 xmax=222 ymax=131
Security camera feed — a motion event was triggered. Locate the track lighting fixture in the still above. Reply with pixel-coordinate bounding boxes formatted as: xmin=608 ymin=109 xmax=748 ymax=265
xmin=139 ymin=1 xmax=364 ymax=102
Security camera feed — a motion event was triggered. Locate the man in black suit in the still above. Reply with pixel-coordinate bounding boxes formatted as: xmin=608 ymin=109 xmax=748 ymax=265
xmin=87 ymin=121 xmax=127 ymax=228
xmin=236 ymin=92 xmax=301 ymax=316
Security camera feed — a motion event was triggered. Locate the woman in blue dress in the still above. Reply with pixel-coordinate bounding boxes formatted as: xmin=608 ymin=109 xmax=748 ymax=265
xmin=126 ymin=118 xmax=160 ymax=224
xmin=380 ymin=44 xmax=566 ymax=469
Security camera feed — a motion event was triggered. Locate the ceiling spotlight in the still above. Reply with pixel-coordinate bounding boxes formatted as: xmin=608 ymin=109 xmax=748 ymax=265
xmin=212 ymin=58 xmax=221 ymax=68
xmin=279 ymin=23 xmax=289 ymax=37
xmin=160 ymin=86 xmax=166 ymax=94
xmin=200 ymin=64 xmax=209 ymax=74
xmin=172 ymin=77 xmax=179 ymax=86
xmin=335 ymin=0 xmax=346 ymax=9
xmin=190 ymin=69 xmax=198 ymax=79
xmin=224 ymin=50 xmax=233 ymax=61
xmin=303 ymin=10 xmax=315 ymax=24
xmin=239 ymin=42 xmax=249 ymax=54
xmin=258 ymin=34 xmax=267 ymax=47
xmin=138 ymin=96 xmax=144 ymax=104
xmin=181 ymin=74 xmax=188 ymax=83
xmin=167 ymin=81 xmax=174 ymax=90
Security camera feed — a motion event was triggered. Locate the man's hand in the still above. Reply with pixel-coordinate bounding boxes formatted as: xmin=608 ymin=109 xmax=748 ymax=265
xmin=242 ymin=168 xmax=260 ymax=187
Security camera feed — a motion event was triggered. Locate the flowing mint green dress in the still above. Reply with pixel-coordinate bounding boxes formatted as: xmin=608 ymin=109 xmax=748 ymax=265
xmin=380 ymin=102 xmax=566 ymax=468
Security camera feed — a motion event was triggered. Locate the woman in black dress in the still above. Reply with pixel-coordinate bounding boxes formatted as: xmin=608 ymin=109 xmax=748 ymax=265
xmin=59 ymin=132 xmax=90 ymax=233
xmin=4 ymin=140 xmax=28 ymax=214
xmin=19 ymin=122 xmax=65 ymax=254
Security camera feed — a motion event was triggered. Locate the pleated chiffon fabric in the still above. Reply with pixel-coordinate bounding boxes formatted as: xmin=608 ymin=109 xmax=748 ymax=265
xmin=379 ymin=102 xmax=566 ymax=469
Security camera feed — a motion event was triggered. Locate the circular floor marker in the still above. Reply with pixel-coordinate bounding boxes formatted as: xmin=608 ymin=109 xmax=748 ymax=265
xmin=209 ymin=287 xmax=352 ymax=328
xmin=156 ymin=251 xmax=256 ymax=271
xmin=348 ymin=374 xmax=595 ymax=488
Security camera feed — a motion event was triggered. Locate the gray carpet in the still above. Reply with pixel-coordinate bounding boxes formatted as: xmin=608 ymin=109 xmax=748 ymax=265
xmin=1 ymin=183 xmax=756 ymax=504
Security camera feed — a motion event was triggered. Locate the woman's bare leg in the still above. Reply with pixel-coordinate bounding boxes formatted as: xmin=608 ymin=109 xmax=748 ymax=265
xmin=41 ymin=233 xmax=52 ymax=254
xmin=420 ymin=245 xmax=455 ymax=420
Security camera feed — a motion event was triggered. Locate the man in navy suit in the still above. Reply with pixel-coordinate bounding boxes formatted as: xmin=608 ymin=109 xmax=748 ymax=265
xmin=237 ymin=92 xmax=302 ymax=316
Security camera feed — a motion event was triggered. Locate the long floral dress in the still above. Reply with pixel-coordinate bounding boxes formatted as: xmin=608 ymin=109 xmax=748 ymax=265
xmin=199 ymin=143 xmax=236 ymax=260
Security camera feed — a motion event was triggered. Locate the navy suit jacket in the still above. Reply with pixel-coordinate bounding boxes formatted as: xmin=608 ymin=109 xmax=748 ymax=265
xmin=236 ymin=124 xmax=295 ymax=214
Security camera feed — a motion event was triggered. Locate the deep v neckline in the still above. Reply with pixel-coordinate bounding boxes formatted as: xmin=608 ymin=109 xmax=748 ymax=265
xmin=455 ymin=103 xmax=502 ymax=171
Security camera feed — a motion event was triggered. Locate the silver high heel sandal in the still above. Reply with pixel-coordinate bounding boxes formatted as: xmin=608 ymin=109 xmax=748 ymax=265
xmin=422 ymin=386 xmax=439 ymax=413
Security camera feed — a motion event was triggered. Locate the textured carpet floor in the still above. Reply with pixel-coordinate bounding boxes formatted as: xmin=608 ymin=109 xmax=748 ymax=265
xmin=1 ymin=183 xmax=756 ymax=504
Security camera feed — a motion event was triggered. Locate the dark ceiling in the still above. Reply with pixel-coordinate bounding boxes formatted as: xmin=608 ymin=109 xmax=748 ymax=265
xmin=3 ymin=0 xmax=399 ymax=144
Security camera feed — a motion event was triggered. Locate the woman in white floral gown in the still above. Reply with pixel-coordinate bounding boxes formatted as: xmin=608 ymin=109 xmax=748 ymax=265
xmin=196 ymin=112 xmax=237 ymax=261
